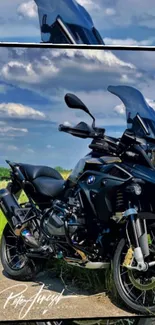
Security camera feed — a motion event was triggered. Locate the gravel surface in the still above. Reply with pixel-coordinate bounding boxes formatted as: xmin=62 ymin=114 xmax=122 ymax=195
xmin=0 ymin=264 xmax=136 ymax=321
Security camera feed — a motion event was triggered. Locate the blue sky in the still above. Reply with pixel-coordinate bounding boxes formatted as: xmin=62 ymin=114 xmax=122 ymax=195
xmin=0 ymin=47 xmax=155 ymax=169
xmin=1 ymin=0 xmax=155 ymax=45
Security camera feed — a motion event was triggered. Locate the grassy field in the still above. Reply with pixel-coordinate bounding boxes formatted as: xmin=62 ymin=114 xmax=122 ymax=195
xmin=0 ymin=171 xmax=70 ymax=236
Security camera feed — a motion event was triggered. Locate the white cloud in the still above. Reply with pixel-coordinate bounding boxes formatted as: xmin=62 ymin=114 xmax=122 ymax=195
xmin=77 ymin=0 xmax=100 ymax=11
xmin=0 ymin=126 xmax=28 ymax=137
xmin=0 ymin=0 xmax=39 ymax=38
xmin=119 ymin=74 xmax=136 ymax=84
xmin=26 ymin=148 xmax=34 ymax=153
xmin=46 ymin=144 xmax=55 ymax=149
xmin=63 ymin=121 xmax=72 ymax=126
xmin=146 ymin=98 xmax=155 ymax=110
xmin=59 ymin=49 xmax=135 ymax=69
xmin=75 ymin=0 xmax=155 ymax=31
xmin=114 ymin=103 xmax=125 ymax=115
xmin=0 ymin=102 xmax=45 ymax=119
xmin=0 ymin=49 xmax=136 ymax=101
xmin=7 ymin=145 xmax=18 ymax=151
xmin=104 ymin=8 xmax=116 ymax=16
xmin=0 ymin=47 xmax=153 ymax=132
xmin=1 ymin=61 xmax=38 ymax=83
xmin=104 ymin=37 xmax=155 ymax=46
xmin=17 ymin=1 xmax=38 ymax=19
xmin=46 ymin=144 xmax=51 ymax=149
xmin=1 ymin=58 xmax=59 ymax=84
xmin=113 ymin=97 xmax=155 ymax=116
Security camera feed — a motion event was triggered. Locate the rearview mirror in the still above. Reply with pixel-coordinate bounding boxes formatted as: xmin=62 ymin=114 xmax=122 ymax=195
xmin=65 ymin=93 xmax=89 ymax=113
xmin=65 ymin=93 xmax=95 ymax=128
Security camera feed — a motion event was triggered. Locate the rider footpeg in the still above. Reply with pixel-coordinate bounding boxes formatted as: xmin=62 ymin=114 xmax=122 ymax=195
xmin=26 ymin=246 xmax=52 ymax=259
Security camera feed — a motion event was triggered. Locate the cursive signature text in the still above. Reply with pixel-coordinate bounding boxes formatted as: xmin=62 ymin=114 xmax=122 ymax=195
xmin=0 ymin=283 xmax=77 ymax=319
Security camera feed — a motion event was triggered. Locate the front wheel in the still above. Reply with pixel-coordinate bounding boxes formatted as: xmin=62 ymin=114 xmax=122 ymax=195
xmin=0 ymin=223 xmax=42 ymax=281
xmin=113 ymin=238 xmax=155 ymax=315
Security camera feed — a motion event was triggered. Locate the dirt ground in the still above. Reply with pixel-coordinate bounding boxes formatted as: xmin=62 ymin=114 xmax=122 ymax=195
xmin=0 ymin=263 xmax=136 ymax=321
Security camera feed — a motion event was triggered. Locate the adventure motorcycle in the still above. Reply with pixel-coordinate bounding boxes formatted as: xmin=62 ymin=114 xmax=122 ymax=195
xmin=1 ymin=86 xmax=155 ymax=314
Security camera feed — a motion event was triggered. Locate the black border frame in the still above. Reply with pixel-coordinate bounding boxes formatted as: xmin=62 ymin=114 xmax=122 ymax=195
xmin=0 ymin=316 xmax=151 ymax=323
xmin=1 ymin=43 xmax=155 ymax=50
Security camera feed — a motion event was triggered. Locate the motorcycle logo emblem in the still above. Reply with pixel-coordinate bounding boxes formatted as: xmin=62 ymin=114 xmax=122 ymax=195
xmin=87 ymin=175 xmax=95 ymax=185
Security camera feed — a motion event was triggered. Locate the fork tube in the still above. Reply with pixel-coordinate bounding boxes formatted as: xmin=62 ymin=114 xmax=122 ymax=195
xmin=130 ymin=214 xmax=139 ymax=247
xmin=128 ymin=202 xmax=150 ymax=257
xmin=135 ymin=218 xmax=149 ymax=257
xmin=128 ymin=202 xmax=139 ymax=247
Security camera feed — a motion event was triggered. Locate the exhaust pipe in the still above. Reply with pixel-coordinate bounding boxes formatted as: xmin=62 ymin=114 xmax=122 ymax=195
xmin=0 ymin=188 xmax=26 ymax=236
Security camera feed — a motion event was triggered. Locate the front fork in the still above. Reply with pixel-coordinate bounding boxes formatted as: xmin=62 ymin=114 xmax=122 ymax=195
xmin=123 ymin=202 xmax=149 ymax=271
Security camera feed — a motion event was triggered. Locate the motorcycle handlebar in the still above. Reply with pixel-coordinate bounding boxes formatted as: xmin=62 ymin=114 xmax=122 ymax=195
xmin=58 ymin=125 xmax=119 ymax=150
xmin=59 ymin=124 xmax=72 ymax=132
xmin=59 ymin=124 xmax=96 ymax=138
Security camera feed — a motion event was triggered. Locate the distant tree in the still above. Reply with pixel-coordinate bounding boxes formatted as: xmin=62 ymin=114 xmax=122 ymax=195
xmin=0 ymin=167 xmax=10 ymax=179
xmin=55 ymin=166 xmax=72 ymax=173
xmin=0 ymin=166 xmax=73 ymax=180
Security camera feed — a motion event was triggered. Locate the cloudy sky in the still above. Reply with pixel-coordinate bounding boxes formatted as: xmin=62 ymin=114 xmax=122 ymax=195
xmin=0 ymin=47 xmax=154 ymax=169
xmin=1 ymin=0 xmax=155 ymax=45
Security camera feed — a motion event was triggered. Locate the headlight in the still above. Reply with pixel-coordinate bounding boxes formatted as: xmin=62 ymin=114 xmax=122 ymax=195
xmin=133 ymin=183 xmax=142 ymax=195
xmin=125 ymin=183 xmax=142 ymax=195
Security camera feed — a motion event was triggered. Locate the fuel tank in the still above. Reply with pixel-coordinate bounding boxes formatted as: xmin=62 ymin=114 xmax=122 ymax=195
xmin=70 ymin=155 xmax=131 ymax=223
xmin=120 ymin=162 xmax=155 ymax=184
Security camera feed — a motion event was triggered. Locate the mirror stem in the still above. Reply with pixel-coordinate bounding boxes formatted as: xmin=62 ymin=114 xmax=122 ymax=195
xmin=88 ymin=112 xmax=95 ymax=129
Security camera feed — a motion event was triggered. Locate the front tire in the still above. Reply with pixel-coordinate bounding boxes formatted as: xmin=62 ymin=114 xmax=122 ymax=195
xmin=0 ymin=223 xmax=42 ymax=281
xmin=113 ymin=238 xmax=155 ymax=315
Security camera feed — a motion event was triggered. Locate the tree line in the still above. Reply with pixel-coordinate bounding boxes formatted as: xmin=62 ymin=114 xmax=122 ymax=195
xmin=0 ymin=166 xmax=72 ymax=180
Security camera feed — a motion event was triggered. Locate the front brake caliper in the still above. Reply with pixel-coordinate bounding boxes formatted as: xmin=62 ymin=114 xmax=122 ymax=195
xmin=123 ymin=247 xmax=133 ymax=267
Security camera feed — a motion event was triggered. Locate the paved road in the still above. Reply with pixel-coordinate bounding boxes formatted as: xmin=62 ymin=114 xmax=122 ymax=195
xmin=0 ymin=264 xmax=135 ymax=321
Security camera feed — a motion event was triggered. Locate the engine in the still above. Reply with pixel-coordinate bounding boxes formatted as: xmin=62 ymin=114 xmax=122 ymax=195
xmin=42 ymin=197 xmax=85 ymax=238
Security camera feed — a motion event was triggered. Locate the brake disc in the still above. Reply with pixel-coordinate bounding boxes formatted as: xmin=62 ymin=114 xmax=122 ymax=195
xmin=128 ymin=269 xmax=155 ymax=291
xmin=123 ymin=246 xmax=155 ymax=291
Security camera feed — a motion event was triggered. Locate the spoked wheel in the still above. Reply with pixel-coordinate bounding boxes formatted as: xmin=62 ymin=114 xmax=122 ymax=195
xmin=0 ymin=223 xmax=42 ymax=281
xmin=35 ymin=318 xmax=146 ymax=325
xmin=113 ymin=238 xmax=155 ymax=315
xmin=72 ymin=318 xmax=138 ymax=325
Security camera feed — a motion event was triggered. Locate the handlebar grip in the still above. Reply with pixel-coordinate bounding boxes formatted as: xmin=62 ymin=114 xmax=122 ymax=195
xmin=59 ymin=124 xmax=91 ymax=138
xmin=58 ymin=124 xmax=69 ymax=132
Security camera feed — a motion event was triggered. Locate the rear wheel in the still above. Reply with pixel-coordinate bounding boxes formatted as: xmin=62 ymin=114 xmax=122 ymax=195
xmin=0 ymin=223 xmax=42 ymax=281
xmin=113 ymin=238 xmax=155 ymax=314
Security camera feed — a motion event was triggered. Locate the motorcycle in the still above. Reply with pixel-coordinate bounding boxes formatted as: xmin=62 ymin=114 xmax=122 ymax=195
xmin=1 ymin=85 xmax=155 ymax=314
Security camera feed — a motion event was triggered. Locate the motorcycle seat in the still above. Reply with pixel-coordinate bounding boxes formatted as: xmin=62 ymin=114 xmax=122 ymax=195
xmin=17 ymin=163 xmax=63 ymax=181
xmin=32 ymin=177 xmax=66 ymax=197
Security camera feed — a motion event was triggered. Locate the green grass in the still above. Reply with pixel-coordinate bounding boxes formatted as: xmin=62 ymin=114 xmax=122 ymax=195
xmin=47 ymin=258 xmax=107 ymax=293
xmin=0 ymin=181 xmax=8 ymax=236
